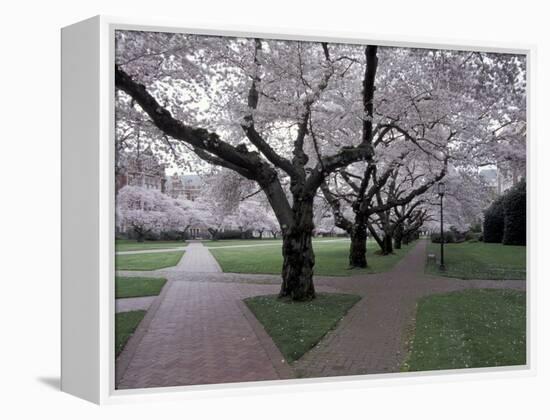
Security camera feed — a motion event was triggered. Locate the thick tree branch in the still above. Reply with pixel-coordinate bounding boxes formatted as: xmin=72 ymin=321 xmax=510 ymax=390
xmin=115 ymin=65 xmax=294 ymax=227
xmin=320 ymin=182 xmax=353 ymax=232
xmin=305 ymin=45 xmax=378 ymax=192
xmin=241 ymin=39 xmax=297 ymax=176
xmin=362 ymin=46 xmax=378 ymax=145
xmin=115 ymin=66 xmax=261 ymax=175
xmin=292 ymin=42 xmax=335 ymax=175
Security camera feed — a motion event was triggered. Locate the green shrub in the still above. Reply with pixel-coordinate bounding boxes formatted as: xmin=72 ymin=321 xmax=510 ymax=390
xmin=464 ymin=231 xmax=482 ymax=242
xmin=470 ymin=222 xmax=482 ymax=233
xmin=211 ymin=229 xmax=254 ymax=240
xmin=483 ymin=179 xmax=526 ymax=246
xmin=431 ymin=231 xmax=457 ymax=244
xmin=160 ymin=230 xmax=187 ymax=241
xmin=502 ymin=180 xmax=526 ymax=245
xmin=483 ymin=195 xmax=506 ymax=243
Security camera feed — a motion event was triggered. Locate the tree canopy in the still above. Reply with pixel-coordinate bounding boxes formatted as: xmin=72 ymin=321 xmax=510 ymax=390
xmin=114 ymin=30 xmax=526 ymax=299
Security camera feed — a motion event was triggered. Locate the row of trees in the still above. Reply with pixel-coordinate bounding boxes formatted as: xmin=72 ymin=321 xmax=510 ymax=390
xmin=115 ymin=32 xmax=526 ymax=300
xmin=116 ymin=184 xmax=280 ymax=241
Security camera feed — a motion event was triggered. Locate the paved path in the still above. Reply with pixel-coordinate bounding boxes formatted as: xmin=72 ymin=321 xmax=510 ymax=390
xmin=115 ymin=239 xmax=526 ymax=388
xmin=164 ymin=242 xmax=222 ymax=273
xmin=117 ymin=281 xmax=288 ymax=388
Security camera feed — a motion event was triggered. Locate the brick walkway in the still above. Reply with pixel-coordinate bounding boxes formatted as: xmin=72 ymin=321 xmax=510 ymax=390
xmin=117 ymin=281 xmax=287 ymax=389
xmin=115 ymin=239 xmax=526 ymax=388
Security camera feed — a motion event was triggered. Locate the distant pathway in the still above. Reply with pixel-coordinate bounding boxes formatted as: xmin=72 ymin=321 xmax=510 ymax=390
xmin=164 ymin=241 xmax=222 ymax=273
xmin=115 ymin=239 xmax=525 ymax=388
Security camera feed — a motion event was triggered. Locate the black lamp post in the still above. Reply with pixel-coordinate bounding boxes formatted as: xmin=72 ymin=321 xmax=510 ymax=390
xmin=438 ymin=181 xmax=446 ymax=271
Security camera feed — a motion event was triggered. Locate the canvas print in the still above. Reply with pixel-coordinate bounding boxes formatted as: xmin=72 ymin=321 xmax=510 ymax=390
xmin=113 ymin=30 xmax=527 ymax=390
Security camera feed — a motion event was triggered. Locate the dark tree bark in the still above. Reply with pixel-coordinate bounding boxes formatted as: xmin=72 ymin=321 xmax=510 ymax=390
xmin=382 ymin=234 xmax=393 ymax=255
xmin=349 ymin=217 xmax=368 ymax=268
xmin=394 ymin=223 xmax=404 ymax=249
xmin=322 ymin=176 xmax=371 ymax=268
xmin=279 ymin=198 xmax=316 ymax=300
xmin=366 ymin=221 xmax=384 ymax=251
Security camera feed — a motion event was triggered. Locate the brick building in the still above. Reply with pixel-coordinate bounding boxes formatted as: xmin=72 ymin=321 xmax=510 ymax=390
xmin=166 ymin=174 xmax=202 ymax=201
xmin=115 ymin=148 xmax=167 ymax=194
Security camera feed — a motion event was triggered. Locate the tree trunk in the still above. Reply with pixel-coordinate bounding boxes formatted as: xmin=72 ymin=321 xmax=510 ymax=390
xmin=382 ymin=234 xmax=393 ymax=255
xmin=349 ymin=221 xmax=368 ymax=268
xmin=394 ymin=224 xmax=403 ymax=250
xmin=208 ymin=228 xmax=219 ymax=240
xmin=134 ymin=227 xmax=145 ymax=243
xmin=367 ymin=222 xmax=385 ymax=251
xmin=279 ymin=199 xmax=316 ymax=301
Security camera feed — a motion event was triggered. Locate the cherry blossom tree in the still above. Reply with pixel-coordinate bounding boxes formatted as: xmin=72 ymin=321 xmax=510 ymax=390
xmin=320 ymin=47 xmax=525 ymax=266
xmin=322 ymin=144 xmax=447 ymax=263
xmin=115 ymin=33 xmax=380 ymax=300
xmin=114 ymin=31 xmax=525 ymax=299
xmin=233 ymin=199 xmax=275 ymax=238
xmin=116 ymin=185 xmax=188 ymax=241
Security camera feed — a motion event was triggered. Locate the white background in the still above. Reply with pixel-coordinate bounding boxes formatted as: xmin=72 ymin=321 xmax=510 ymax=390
xmin=0 ymin=0 xmax=548 ymax=418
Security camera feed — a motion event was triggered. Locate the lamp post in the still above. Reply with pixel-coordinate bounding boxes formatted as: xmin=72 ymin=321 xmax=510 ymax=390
xmin=438 ymin=181 xmax=446 ymax=271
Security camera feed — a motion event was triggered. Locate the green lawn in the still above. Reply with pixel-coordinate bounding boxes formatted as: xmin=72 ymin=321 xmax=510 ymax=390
xmin=426 ymin=242 xmax=526 ymax=280
xmin=116 ymin=239 xmax=186 ymax=252
xmin=115 ymin=276 xmax=167 ymax=298
xmin=245 ymin=293 xmax=361 ymax=363
xmin=115 ymin=310 xmax=146 ymax=357
xmin=203 ymin=237 xmax=344 ymax=248
xmin=403 ymin=289 xmax=526 ymax=372
xmin=210 ymin=240 xmax=414 ymax=276
xmin=115 ymin=251 xmax=184 ymax=271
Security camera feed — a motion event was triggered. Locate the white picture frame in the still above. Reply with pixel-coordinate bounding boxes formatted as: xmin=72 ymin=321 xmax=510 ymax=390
xmin=61 ymin=15 xmax=534 ymax=404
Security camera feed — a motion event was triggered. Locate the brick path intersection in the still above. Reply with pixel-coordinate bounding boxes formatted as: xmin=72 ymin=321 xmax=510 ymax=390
xmin=115 ymin=240 xmax=526 ymax=389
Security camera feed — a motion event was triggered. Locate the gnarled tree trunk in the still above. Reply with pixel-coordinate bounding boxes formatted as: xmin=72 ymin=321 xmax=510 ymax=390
xmin=394 ymin=223 xmax=403 ymax=249
xmin=382 ymin=233 xmax=393 ymax=255
xmin=279 ymin=198 xmax=316 ymax=301
xmin=349 ymin=218 xmax=368 ymax=268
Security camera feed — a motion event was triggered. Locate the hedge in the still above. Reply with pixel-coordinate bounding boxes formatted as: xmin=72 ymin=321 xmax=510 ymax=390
xmin=483 ymin=195 xmax=506 ymax=243
xmin=502 ymin=180 xmax=526 ymax=245
xmin=431 ymin=231 xmax=459 ymax=244
xmin=483 ymin=179 xmax=526 ymax=245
